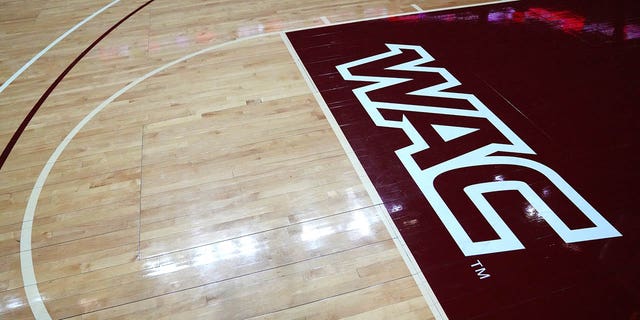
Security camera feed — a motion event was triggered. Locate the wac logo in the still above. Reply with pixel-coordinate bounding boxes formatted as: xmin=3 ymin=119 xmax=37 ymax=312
xmin=336 ymin=44 xmax=622 ymax=256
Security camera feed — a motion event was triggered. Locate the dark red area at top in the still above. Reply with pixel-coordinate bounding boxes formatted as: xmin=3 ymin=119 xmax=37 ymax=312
xmin=287 ymin=0 xmax=639 ymax=319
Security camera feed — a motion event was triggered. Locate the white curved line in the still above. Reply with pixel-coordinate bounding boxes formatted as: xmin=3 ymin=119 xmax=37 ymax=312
xmin=20 ymin=2 xmax=519 ymax=318
xmin=20 ymin=33 xmax=273 ymax=320
xmin=0 ymin=0 xmax=121 ymax=95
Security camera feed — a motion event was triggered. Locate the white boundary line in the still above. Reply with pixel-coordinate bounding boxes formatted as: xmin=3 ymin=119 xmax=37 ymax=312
xmin=0 ymin=0 xmax=121 ymax=95
xmin=283 ymin=0 xmax=517 ymax=33
xmin=278 ymin=1 xmax=518 ymax=317
xmin=411 ymin=4 xmax=424 ymax=12
xmin=281 ymin=33 xmax=450 ymax=320
xmin=19 ymin=1 xmax=517 ymax=318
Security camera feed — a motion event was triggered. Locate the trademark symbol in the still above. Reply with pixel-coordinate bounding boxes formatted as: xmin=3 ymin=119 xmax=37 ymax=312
xmin=471 ymin=259 xmax=491 ymax=280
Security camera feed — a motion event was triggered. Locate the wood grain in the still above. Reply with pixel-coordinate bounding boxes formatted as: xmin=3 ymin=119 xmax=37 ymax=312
xmin=0 ymin=0 xmax=487 ymax=318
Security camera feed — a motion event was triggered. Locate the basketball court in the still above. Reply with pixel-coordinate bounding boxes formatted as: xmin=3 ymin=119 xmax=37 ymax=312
xmin=1 ymin=0 xmax=638 ymax=319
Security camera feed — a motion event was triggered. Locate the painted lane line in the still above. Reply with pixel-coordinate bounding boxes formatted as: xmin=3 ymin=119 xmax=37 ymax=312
xmin=281 ymin=32 xmax=449 ymax=320
xmin=411 ymin=4 xmax=424 ymax=12
xmin=17 ymin=1 xmax=159 ymax=318
xmin=320 ymin=16 xmax=331 ymax=25
xmin=278 ymin=4 xmax=522 ymax=317
xmin=0 ymin=0 xmax=121 ymax=95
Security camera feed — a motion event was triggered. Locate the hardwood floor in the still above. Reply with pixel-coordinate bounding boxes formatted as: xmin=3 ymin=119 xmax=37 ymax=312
xmin=1 ymin=0 xmax=487 ymax=318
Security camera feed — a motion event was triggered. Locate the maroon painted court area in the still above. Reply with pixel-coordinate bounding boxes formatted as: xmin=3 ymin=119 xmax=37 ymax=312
xmin=287 ymin=0 xmax=639 ymax=319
